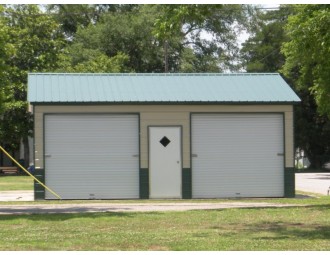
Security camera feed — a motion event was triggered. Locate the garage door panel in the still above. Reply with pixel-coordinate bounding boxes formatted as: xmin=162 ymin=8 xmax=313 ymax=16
xmin=192 ymin=114 xmax=284 ymax=198
xmin=45 ymin=114 xmax=139 ymax=199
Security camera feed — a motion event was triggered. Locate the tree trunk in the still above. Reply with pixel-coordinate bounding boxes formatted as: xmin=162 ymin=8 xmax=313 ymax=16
xmin=308 ymin=154 xmax=323 ymax=169
xmin=0 ymin=143 xmax=3 ymax=166
xmin=23 ymin=136 xmax=30 ymax=168
xmin=164 ymin=40 xmax=168 ymax=73
xmin=11 ymin=150 xmax=15 ymax=166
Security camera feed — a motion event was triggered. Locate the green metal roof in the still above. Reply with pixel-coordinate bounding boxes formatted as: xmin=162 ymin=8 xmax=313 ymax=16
xmin=28 ymin=73 xmax=300 ymax=104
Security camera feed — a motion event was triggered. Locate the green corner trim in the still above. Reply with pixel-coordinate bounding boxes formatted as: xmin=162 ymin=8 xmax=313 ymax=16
xmin=34 ymin=168 xmax=45 ymax=200
xmin=182 ymin=168 xmax=192 ymax=199
xmin=139 ymin=168 xmax=149 ymax=199
xmin=284 ymin=167 xmax=295 ymax=198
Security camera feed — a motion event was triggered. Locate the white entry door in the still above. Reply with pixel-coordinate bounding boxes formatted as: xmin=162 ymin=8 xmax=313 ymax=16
xmin=149 ymin=127 xmax=182 ymax=198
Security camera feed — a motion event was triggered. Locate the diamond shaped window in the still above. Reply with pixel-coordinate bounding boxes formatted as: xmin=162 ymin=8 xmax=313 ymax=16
xmin=160 ymin=136 xmax=171 ymax=147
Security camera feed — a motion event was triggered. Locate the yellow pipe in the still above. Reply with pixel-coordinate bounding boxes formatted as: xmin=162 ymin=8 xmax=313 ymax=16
xmin=0 ymin=146 xmax=61 ymax=200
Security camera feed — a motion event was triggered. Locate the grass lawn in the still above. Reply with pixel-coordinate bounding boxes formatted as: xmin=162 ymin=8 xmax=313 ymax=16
xmin=0 ymin=175 xmax=329 ymax=251
xmin=0 ymin=196 xmax=329 ymax=251
xmin=0 ymin=175 xmax=33 ymax=191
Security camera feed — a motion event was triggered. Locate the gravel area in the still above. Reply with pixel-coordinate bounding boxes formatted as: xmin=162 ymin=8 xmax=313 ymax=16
xmin=0 ymin=202 xmax=303 ymax=215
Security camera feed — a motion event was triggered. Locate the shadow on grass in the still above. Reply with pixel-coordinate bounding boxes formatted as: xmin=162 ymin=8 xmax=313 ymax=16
xmin=253 ymin=222 xmax=330 ymax=240
xmin=209 ymin=204 xmax=330 ymax=241
xmin=211 ymin=220 xmax=330 ymax=241
xmin=0 ymin=211 xmax=162 ymax=221
xmin=304 ymin=203 xmax=330 ymax=210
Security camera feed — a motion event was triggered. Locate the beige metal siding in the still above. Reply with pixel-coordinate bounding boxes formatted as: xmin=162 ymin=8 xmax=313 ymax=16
xmin=34 ymin=104 xmax=294 ymax=170
xmin=284 ymin=111 xmax=294 ymax=167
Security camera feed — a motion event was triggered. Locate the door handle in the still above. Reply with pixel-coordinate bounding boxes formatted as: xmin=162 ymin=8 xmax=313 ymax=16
xmin=277 ymin=153 xmax=284 ymax=156
xmin=45 ymin=154 xmax=52 ymax=158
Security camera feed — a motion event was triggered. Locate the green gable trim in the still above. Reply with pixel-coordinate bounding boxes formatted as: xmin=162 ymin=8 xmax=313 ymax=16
xmin=30 ymin=102 xmax=299 ymax=106
xmin=182 ymin=168 xmax=192 ymax=199
xmin=139 ymin=168 xmax=149 ymax=199
xmin=34 ymin=168 xmax=45 ymax=200
xmin=284 ymin=167 xmax=295 ymax=198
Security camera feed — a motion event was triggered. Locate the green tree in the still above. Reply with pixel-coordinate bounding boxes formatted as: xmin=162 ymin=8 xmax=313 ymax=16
xmin=240 ymin=6 xmax=294 ymax=72
xmin=282 ymin=4 xmax=330 ymax=117
xmin=57 ymin=48 xmax=131 ymax=73
xmin=240 ymin=5 xmax=330 ymax=169
xmin=0 ymin=5 xmax=65 ymax=166
xmin=64 ymin=5 xmax=170 ymax=73
xmin=47 ymin=4 xmax=99 ymax=38
xmin=98 ymin=5 xmax=167 ymax=72
xmin=0 ymin=5 xmax=12 ymax=114
xmin=153 ymin=4 xmax=248 ymax=72
xmin=0 ymin=5 xmax=15 ymax=164
xmin=47 ymin=4 xmax=138 ymax=39
xmin=294 ymin=90 xmax=330 ymax=169
xmin=63 ymin=5 xmax=248 ymax=73
xmin=281 ymin=5 xmax=330 ymax=168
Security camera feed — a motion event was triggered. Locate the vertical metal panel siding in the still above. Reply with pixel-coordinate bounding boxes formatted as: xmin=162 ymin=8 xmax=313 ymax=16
xmin=192 ymin=114 xmax=284 ymax=198
xmin=45 ymin=114 xmax=139 ymax=199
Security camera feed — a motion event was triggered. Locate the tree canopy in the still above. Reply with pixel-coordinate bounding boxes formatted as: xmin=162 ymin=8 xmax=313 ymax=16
xmin=241 ymin=5 xmax=330 ymax=168
xmin=282 ymin=5 xmax=330 ymax=117
xmin=153 ymin=4 xmax=247 ymax=72
xmin=240 ymin=6 xmax=294 ymax=72
xmin=0 ymin=5 xmax=65 ymax=165
xmin=59 ymin=5 xmax=248 ymax=73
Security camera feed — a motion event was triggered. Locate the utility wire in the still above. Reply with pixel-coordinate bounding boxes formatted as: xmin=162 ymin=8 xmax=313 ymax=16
xmin=257 ymin=46 xmax=282 ymax=63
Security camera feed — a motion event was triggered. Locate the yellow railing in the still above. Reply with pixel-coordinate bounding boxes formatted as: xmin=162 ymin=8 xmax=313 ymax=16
xmin=0 ymin=146 xmax=61 ymax=200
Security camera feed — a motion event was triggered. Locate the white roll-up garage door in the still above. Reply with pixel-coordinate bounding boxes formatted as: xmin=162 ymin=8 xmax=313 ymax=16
xmin=44 ymin=114 xmax=139 ymax=199
xmin=192 ymin=114 xmax=284 ymax=198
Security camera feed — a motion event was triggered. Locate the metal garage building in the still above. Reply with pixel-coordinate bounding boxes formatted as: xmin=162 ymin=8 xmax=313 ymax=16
xmin=28 ymin=73 xmax=300 ymax=200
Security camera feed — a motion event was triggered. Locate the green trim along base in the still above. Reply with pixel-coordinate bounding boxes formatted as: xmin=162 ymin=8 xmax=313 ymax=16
xmin=34 ymin=168 xmax=45 ymax=200
xmin=139 ymin=168 xmax=149 ymax=199
xmin=34 ymin=167 xmax=293 ymax=199
xmin=284 ymin=167 xmax=295 ymax=198
xmin=182 ymin=168 xmax=192 ymax=199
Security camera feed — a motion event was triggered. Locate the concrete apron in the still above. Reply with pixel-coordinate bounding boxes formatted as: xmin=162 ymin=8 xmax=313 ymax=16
xmin=295 ymin=173 xmax=330 ymax=195
xmin=0 ymin=190 xmax=34 ymax=201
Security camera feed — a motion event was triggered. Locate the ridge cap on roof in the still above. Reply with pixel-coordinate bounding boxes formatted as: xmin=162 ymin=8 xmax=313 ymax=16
xmin=28 ymin=72 xmax=280 ymax=76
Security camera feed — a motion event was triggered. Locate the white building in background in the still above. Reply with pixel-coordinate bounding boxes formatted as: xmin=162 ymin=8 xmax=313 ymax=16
xmin=295 ymin=149 xmax=310 ymax=169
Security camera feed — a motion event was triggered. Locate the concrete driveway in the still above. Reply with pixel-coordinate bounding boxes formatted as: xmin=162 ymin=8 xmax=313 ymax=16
xmin=0 ymin=190 xmax=33 ymax=201
xmin=295 ymin=172 xmax=330 ymax=195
